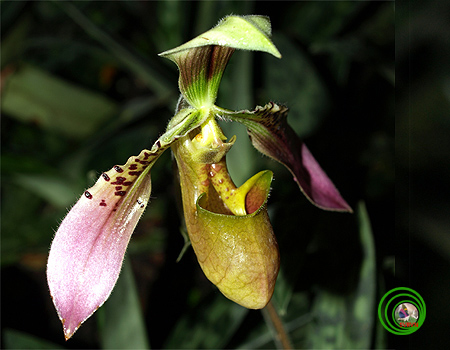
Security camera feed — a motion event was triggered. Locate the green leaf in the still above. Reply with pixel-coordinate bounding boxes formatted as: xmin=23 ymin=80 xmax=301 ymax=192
xmin=307 ymin=201 xmax=376 ymax=348
xmin=1 ymin=64 xmax=117 ymax=139
xmin=97 ymin=258 xmax=150 ymax=349
xmin=14 ymin=173 xmax=81 ymax=208
xmin=351 ymin=201 xmax=376 ymax=349
xmin=271 ymin=266 xmax=296 ymax=316
xmin=2 ymin=329 xmax=64 ymax=349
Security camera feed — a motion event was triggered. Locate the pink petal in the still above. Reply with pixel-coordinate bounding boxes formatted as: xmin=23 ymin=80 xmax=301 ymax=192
xmin=218 ymin=103 xmax=352 ymax=212
xmin=47 ymin=150 xmax=153 ymax=340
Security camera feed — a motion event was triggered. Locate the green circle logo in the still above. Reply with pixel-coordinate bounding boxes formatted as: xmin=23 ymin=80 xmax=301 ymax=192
xmin=378 ymin=287 xmax=426 ymax=335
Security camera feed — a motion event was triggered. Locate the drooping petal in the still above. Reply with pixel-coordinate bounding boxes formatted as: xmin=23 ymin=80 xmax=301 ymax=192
xmin=47 ymin=102 xmax=212 ymax=340
xmin=216 ymin=103 xmax=352 ymax=212
xmin=47 ymin=149 xmax=154 ymax=340
xmin=47 ymin=105 xmax=210 ymax=340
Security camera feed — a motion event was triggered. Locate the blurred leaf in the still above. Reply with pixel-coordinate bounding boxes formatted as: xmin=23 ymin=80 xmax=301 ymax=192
xmin=2 ymin=329 xmax=64 ymax=349
xmin=235 ymin=293 xmax=311 ymax=349
xmin=352 ymin=201 xmax=376 ymax=348
xmin=285 ymin=2 xmax=363 ymax=44
xmin=97 ymin=258 xmax=150 ymax=350
xmin=165 ymin=293 xmax=248 ymax=349
xmin=56 ymin=1 xmax=174 ymax=97
xmin=272 ymin=265 xmax=296 ymax=316
xmin=261 ymin=302 xmax=293 ymax=349
xmin=154 ymin=1 xmax=188 ymax=54
xmin=1 ymin=64 xmax=117 ymax=139
xmin=307 ymin=201 xmax=376 ymax=348
xmin=263 ymin=34 xmax=329 ymax=138
xmin=1 ymin=15 xmax=30 ymax=68
xmin=14 ymin=173 xmax=80 ymax=208
xmin=1 ymin=183 xmax=59 ymax=266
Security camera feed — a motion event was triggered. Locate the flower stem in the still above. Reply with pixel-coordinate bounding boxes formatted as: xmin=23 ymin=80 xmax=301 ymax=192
xmin=262 ymin=301 xmax=294 ymax=350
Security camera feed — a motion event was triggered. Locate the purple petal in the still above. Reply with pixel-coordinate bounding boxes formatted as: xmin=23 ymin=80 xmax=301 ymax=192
xmin=47 ymin=149 xmax=153 ymax=340
xmin=218 ymin=103 xmax=352 ymax=212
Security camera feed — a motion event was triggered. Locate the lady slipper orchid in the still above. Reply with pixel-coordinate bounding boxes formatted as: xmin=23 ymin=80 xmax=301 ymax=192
xmin=47 ymin=15 xmax=352 ymax=340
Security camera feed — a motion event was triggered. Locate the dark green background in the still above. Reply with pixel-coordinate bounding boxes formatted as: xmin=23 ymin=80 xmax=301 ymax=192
xmin=0 ymin=1 xmax=442 ymax=349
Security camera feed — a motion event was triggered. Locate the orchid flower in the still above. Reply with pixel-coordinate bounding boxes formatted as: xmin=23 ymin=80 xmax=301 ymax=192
xmin=47 ymin=15 xmax=352 ymax=340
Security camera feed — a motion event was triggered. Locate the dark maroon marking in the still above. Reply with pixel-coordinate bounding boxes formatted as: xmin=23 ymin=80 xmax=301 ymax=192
xmin=129 ymin=164 xmax=138 ymax=170
xmin=102 ymin=173 xmax=110 ymax=181
xmin=115 ymin=186 xmax=122 ymax=190
xmin=156 ymin=140 xmax=161 ymax=149
xmin=113 ymin=209 xmax=117 ymax=212
xmin=144 ymin=152 xmax=150 ymax=159
xmin=114 ymin=165 xmax=124 ymax=173
xmin=128 ymin=171 xmax=142 ymax=176
xmin=115 ymin=191 xmax=126 ymax=196
xmin=84 ymin=191 xmax=93 ymax=199
xmin=111 ymin=176 xmax=126 ymax=185
xmin=133 ymin=159 xmax=149 ymax=165
xmin=99 ymin=200 xmax=107 ymax=207
xmin=123 ymin=181 xmax=133 ymax=186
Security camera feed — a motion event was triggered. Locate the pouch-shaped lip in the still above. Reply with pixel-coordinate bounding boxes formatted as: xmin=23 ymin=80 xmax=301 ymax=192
xmin=192 ymin=170 xmax=279 ymax=309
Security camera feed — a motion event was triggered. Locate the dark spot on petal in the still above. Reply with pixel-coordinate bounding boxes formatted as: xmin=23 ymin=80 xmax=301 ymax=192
xmin=129 ymin=164 xmax=138 ymax=170
xmin=84 ymin=191 xmax=93 ymax=199
xmin=115 ymin=186 xmax=122 ymax=190
xmin=156 ymin=140 xmax=161 ymax=149
xmin=144 ymin=152 xmax=150 ymax=160
xmin=128 ymin=171 xmax=142 ymax=176
xmin=123 ymin=181 xmax=133 ymax=186
xmin=114 ymin=165 xmax=124 ymax=173
xmin=111 ymin=176 xmax=126 ymax=185
xmin=115 ymin=191 xmax=126 ymax=196
xmin=102 ymin=173 xmax=110 ymax=181
xmin=99 ymin=200 xmax=107 ymax=207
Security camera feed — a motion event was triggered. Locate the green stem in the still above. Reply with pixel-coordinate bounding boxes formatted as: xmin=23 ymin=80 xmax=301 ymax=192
xmin=262 ymin=301 xmax=294 ymax=349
